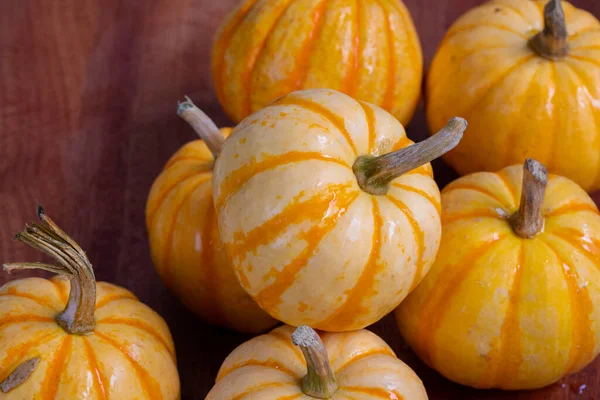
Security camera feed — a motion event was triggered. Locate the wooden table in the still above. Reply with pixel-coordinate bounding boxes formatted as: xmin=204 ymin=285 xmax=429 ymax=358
xmin=1 ymin=0 xmax=599 ymax=398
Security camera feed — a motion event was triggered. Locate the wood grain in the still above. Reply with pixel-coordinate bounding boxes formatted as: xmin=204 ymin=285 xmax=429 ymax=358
xmin=1 ymin=0 xmax=599 ymax=399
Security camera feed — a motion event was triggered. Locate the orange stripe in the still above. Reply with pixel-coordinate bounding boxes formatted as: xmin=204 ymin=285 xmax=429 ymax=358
xmin=342 ymin=386 xmax=404 ymax=399
xmin=0 ymin=315 xmax=54 ymax=327
xmin=414 ymin=236 xmax=507 ymax=365
xmin=343 ymin=0 xmax=361 ymax=97
xmin=98 ymin=317 xmax=175 ymax=361
xmin=378 ymin=0 xmax=395 ymax=112
xmin=443 ymin=23 xmax=528 ymax=43
xmin=569 ymin=27 xmax=600 ymax=42
xmin=541 ymin=240 xmax=596 ymax=373
xmin=391 ymin=136 xmax=412 ymax=151
xmin=274 ymin=97 xmax=357 ymax=154
xmin=545 ymin=202 xmax=599 ymax=218
xmin=569 ymin=55 xmax=600 ymax=69
xmin=386 ymin=195 xmax=425 ymax=290
xmin=231 ymin=382 xmax=295 ymax=400
xmin=228 ymin=183 xmax=356 ymax=262
xmin=443 ymin=183 xmax=508 ymax=209
xmin=50 ymin=279 xmax=68 ymax=304
xmin=95 ymin=293 xmax=137 ymax=310
xmin=442 ymin=209 xmax=506 ymax=225
xmin=316 ymin=197 xmax=382 ymax=330
xmin=268 ymin=329 xmax=305 ymax=364
xmin=217 ymin=358 xmax=298 ymax=380
xmin=242 ymin=0 xmax=296 ymax=116
xmin=290 ymin=0 xmax=329 ymax=89
xmin=336 ymin=348 xmax=394 ymax=372
xmin=83 ymin=339 xmax=108 ymax=400
xmin=360 ymin=101 xmax=376 ymax=153
xmin=212 ymin=0 xmax=257 ymax=108
xmin=0 ymin=330 xmax=59 ymax=383
xmin=164 ymin=156 xmax=213 ymax=170
xmin=278 ymin=395 xmax=302 ymax=400
xmin=254 ymin=189 xmax=359 ymax=312
xmin=549 ymin=229 xmax=600 ymax=268
xmin=95 ymin=332 xmax=164 ymax=399
xmin=494 ymin=172 xmax=518 ymax=206
xmin=392 ymin=183 xmax=441 ymax=214
xmin=0 ymin=288 xmax=58 ymax=311
xmin=41 ymin=336 xmax=72 ymax=400
xmin=215 ymin=151 xmax=349 ymax=210
xmin=481 ymin=243 xmax=524 ymax=387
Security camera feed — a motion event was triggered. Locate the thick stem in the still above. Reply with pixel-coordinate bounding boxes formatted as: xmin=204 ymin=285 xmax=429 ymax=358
xmin=510 ymin=159 xmax=548 ymax=238
xmin=177 ymin=96 xmax=225 ymax=158
xmin=529 ymin=0 xmax=569 ymax=60
xmin=3 ymin=206 xmax=96 ymax=335
xmin=0 ymin=358 xmax=40 ymax=393
xmin=354 ymin=117 xmax=467 ymax=195
xmin=292 ymin=326 xmax=338 ymax=399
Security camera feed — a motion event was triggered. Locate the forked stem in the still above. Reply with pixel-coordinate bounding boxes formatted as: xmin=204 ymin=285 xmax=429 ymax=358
xmin=3 ymin=206 xmax=96 ymax=335
xmin=510 ymin=159 xmax=548 ymax=238
xmin=353 ymin=117 xmax=467 ymax=195
xmin=292 ymin=326 xmax=338 ymax=399
xmin=177 ymin=96 xmax=225 ymax=157
xmin=529 ymin=0 xmax=570 ymax=60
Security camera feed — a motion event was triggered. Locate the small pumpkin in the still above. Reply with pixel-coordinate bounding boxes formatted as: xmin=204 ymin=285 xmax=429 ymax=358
xmin=146 ymin=98 xmax=277 ymax=333
xmin=212 ymin=0 xmax=423 ymax=126
xmin=212 ymin=88 xmax=467 ymax=331
xmin=206 ymin=324 xmax=428 ymax=399
xmin=396 ymin=159 xmax=600 ymax=389
xmin=426 ymin=0 xmax=600 ymax=192
xmin=0 ymin=208 xmax=179 ymax=398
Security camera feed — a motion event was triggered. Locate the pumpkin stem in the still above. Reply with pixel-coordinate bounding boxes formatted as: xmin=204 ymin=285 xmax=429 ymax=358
xmin=353 ymin=117 xmax=467 ymax=195
xmin=0 ymin=358 xmax=40 ymax=393
xmin=510 ymin=159 xmax=548 ymax=238
xmin=292 ymin=326 xmax=338 ymax=399
xmin=2 ymin=206 xmax=96 ymax=335
xmin=177 ymin=96 xmax=225 ymax=158
xmin=529 ymin=0 xmax=569 ymax=60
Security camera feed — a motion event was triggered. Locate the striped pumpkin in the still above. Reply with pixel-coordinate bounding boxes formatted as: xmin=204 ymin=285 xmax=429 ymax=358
xmin=146 ymin=126 xmax=277 ymax=333
xmin=426 ymin=0 xmax=600 ymax=192
xmin=206 ymin=325 xmax=428 ymax=399
xmin=212 ymin=0 xmax=423 ymax=126
xmin=396 ymin=161 xmax=600 ymax=389
xmin=213 ymin=89 xmax=466 ymax=332
xmin=1 ymin=211 xmax=179 ymax=399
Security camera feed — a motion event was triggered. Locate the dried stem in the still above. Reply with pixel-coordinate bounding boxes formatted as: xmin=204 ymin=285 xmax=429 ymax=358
xmin=0 ymin=358 xmax=40 ymax=393
xmin=529 ymin=0 xmax=569 ymax=60
xmin=292 ymin=326 xmax=338 ymax=399
xmin=510 ymin=159 xmax=548 ymax=238
xmin=177 ymin=96 xmax=225 ymax=157
xmin=353 ymin=117 xmax=467 ymax=195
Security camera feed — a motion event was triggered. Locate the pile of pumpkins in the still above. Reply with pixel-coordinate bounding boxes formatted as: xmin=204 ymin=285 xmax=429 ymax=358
xmin=1 ymin=0 xmax=600 ymax=398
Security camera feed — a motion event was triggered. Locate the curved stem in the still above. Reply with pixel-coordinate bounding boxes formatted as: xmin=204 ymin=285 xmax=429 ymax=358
xmin=177 ymin=96 xmax=225 ymax=158
xmin=529 ymin=0 xmax=569 ymax=60
xmin=353 ymin=117 xmax=467 ymax=195
xmin=0 ymin=358 xmax=40 ymax=393
xmin=292 ymin=326 xmax=338 ymax=399
xmin=510 ymin=159 xmax=548 ymax=238
xmin=3 ymin=206 xmax=96 ymax=335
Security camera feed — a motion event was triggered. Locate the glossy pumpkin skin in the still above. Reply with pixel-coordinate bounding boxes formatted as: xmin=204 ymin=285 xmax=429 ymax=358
xmin=213 ymin=89 xmax=442 ymax=332
xmin=146 ymin=128 xmax=277 ymax=334
xmin=206 ymin=325 xmax=428 ymax=399
xmin=212 ymin=0 xmax=423 ymax=126
xmin=0 ymin=277 xmax=179 ymax=398
xmin=396 ymin=164 xmax=600 ymax=390
xmin=426 ymin=0 xmax=600 ymax=192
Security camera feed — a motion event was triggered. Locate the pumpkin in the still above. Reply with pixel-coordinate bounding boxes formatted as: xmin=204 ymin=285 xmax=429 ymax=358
xmin=212 ymin=88 xmax=467 ymax=331
xmin=396 ymin=159 xmax=600 ymax=390
xmin=0 ymin=208 xmax=180 ymax=398
xmin=146 ymin=98 xmax=277 ymax=333
xmin=206 ymin=324 xmax=428 ymax=399
xmin=426 ymin=0 xmax=600 ymax=192
xmin=212 ymin=0 xmax=423 ymax=126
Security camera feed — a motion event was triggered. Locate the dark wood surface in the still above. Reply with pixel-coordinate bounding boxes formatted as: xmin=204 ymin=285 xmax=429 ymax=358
xmin=1 ymin=0 xmax=600 ymax=399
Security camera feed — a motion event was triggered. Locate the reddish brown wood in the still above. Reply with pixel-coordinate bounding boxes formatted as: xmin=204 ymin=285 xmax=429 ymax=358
xmin=1 ymin=0 xmax=599 ymax=399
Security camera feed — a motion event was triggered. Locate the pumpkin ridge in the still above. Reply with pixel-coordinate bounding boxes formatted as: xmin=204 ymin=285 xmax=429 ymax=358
xmin=50 ymin=279 xmax=68 ymax=304
xmin=444 ymin=23 xmax=529 ymax=43
xmin=494 ymin=171 xmax=518 ymax=206
xmin=441 ymin=209 xmax=507 ymax=226
xmin=376 ymin=0 xmax=395 ymax=112
xmin=572 ymin=45 xmax=600 ymax=51
xmin=231 ymin=381 xmax=296 ymax=400
xmin=274 ymin=97 xmax=358 ymax=154
xmin=254 ymin=189 xmax=360 ymax=312
xmin=341 ymin=385 xmax=405 ymax=399
xmin=0 ymin=330 xmax=60 ymax=383
xmin=359 ymin=101 xmax=376 ymax=153
xmin=95 ymin=293 xmax=138 ymax=310
xmin=442 ymin=183 xmax=508 ymax=209
xmin=567 ymin=55 xmax=600 ymax=73
xmin=83 ymin=338 xmax=108 ymax=400
xmin=385 ymin=194 xmax=425 ymax=291
xmin=482 ymin=242 xmax=525 ymax=388
xmin=544 ymin=63 xmax=559 ymax=173
xmin=488 ymin=1 xmax=530 ymax=25
xmin=391 ymin=135 xmax=412 ymax=151
xmin=568 ymin=27 xmax=600 ymax=43
xmin=545 ymin=201 xmax=599 ymax=218
xmin=227 ymin=183 xmax=356 ymax=262
xmin=539 ymin=239 xmax=595 ymax=373
xmin=392 ymin=183 xmax=441 ymax=215
xmin=215 ymin=151 xmax=350 ymax=210
xmin=218 ymin=358 xmax=298 ymax=379
xmin=335 ymin=348 xmax=394 ymax=373
xmin=243 ymin=0 xmax=296 ymax=117
xmin=315 ymin=197 xmax=382 ymax=330
xmin=0 ymin=290 xmax=59 ymax=312
xmin=164 ymin=156 xmax=213 ymax=170
xmin=97 ymin=317 xmax=176 ymax=361
xmin=414 ymin=236 xmax=508 ymax=365
xmin=94 ymin=331 xmax=164 ymax=399
xmin=548 ymin=229 xmax=600 ymax=268
xmin=343 ymin=0 xmax=361 ymax=97
xmin=0 ymin=315 xmax=54 ymax=327
xmin=268 ymin=328 xmax=305 ymax=364
xmin=40 ymin=336 xmax=72 ymax=400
